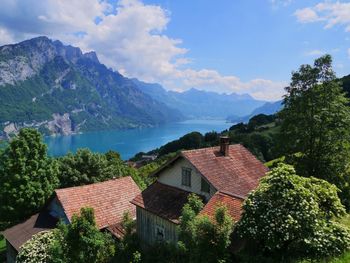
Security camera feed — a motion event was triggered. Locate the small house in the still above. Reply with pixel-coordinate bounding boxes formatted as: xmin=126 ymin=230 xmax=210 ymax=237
xmin=131 ymin=137 xmax=268 ymax=245
xmin=3 ymin=176 xmax=141 ymax=263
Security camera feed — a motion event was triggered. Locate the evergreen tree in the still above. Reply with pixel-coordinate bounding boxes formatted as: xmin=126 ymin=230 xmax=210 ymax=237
xmin=0 ymin=128 xmax=59 ymax=223
xmin=279 ymin=55 xmax=350 ymax=207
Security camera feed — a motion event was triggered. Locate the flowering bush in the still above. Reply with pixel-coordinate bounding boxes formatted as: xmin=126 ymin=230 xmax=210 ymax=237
xmin=16 ymin=230 xmax=56 ymax=263
xmin=237 ymin=163 xmax=350 ymax=261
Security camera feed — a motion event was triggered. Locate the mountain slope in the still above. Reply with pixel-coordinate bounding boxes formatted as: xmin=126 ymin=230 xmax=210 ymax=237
xmin=0 ymin=37 xmax=183 ymax=137
xmin=226 ymin=100 xmax=282 ymax=123
xmin=133 ymin=79 xmax=267 ymax=118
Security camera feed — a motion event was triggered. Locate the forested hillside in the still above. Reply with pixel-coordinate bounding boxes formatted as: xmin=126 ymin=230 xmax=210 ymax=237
xmin=0 ymin=37 xmax=183 ymax=138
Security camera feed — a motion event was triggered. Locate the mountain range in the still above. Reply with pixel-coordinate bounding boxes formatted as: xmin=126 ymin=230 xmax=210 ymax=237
xmin=0 ymin=37 xmax=281 ymax=138
xmin=226 ymin=100 xmax=283 ymax=123
xmin=132 ymin=80 xmax=268 ymax=119
xmin=0 ymin=37 xmax=183 ymax=137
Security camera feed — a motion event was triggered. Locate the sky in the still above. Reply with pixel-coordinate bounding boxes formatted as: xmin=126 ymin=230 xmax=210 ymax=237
xmin=0 ymin=0 xmax=349 ymax=101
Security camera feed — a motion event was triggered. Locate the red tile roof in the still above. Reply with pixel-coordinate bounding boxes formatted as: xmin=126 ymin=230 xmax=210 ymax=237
xmin=182 ymin=144 xmax=268 ymax=197
xmin=201 ymin=192 xmax=243 ymax=222
xmin=55 ymin=176 xmax=141 ymax=229
xmin=131 ymin=182 xmax=198 ymax=224
xmin=3 ymin=211 xmax=58 ymax=251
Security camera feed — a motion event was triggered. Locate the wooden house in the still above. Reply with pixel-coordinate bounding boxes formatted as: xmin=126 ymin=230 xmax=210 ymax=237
xmin=131 ymin=137 xmax=268 ymax=245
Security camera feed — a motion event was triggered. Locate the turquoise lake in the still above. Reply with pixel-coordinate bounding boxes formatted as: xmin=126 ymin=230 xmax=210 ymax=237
xmin=45 ymin=119 xmax=232 ymax=160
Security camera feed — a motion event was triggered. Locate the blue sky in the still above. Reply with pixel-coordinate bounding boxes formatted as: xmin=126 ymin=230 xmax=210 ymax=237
xmin=0 ymin=0 xmax=349 ymax=100
xmin=141 ymin=0 xmax=349 ymax=80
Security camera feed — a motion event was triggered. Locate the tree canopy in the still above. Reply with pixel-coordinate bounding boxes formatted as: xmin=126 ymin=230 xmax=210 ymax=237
xmin=237 ymin=163 xmax=350 ymax=261
xmin=0 ymin=128 xmax=59 ymax=223
xmin=279 ymin=55 xmax=350 ymax=208
xmin=57 ymin=148 xmax=141 ymax=188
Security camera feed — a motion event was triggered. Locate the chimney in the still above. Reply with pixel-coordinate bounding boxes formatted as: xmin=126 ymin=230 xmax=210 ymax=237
xmin=219 ymin=136 xmax=230 ymax=156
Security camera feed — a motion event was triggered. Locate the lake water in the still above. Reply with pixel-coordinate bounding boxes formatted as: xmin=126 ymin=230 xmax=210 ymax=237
xmin=45 ymin=119 xmax=232 ymax=160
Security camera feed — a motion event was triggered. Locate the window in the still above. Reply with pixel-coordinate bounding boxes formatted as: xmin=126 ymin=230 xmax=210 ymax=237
xmin=201 ymin=177 xmax=210 ymax=193
xmin=155 ymin=225 xmax=165 ymax=241
xmin=182 ymin=167 xmax=191 ymax=187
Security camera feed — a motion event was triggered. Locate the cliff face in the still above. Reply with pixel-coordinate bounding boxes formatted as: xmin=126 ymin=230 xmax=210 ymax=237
xmin=0 ymin=37 xmax=183 ymax=137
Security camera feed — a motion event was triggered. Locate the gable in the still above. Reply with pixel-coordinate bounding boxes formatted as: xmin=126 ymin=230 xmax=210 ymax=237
xmin=47 ymin=196 xmax=69 ymax=224
xmin=157 ymin=157 xmax=216 ymax=200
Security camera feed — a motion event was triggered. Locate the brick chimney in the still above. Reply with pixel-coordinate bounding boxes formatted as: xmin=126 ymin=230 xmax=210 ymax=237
xmin=219 ymin=136 xmax=230 ymax=156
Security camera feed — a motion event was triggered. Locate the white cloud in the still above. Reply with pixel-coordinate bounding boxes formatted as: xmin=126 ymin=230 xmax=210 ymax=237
xmin=304 ymin=49 xmax=325 ymax=56
xmin=348 ymin=48 xmax=350 ymax=58
xmin=270 ymin=0 xmax=293 ymax=8
xmin=0 ymin=0 xmax=285 ymax=100
xmin=294 ymin=1 xmax=350 ymax=31
xmin=295 ymin=8 xmax=320 ymax=23
xmin=0 ymin=26 xmax=15 ymax=45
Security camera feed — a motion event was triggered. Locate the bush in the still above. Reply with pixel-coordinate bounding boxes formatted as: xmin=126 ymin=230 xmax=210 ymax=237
xmin=16 ymin=231 xmax=56 ymax=263
xmin=237 ymin=163 xmax=350 ymax=262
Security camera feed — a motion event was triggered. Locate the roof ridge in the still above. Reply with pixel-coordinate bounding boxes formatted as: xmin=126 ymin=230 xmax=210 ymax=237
xmin=181 ymin=143 xmax=243 ymax=154
xmin=181 ymin=146 xmax=217 ymax=153
xmin=55 ymin=176 xmax=132 ymax=193
xmin=216 ymin=190 xmax=245 ymax=200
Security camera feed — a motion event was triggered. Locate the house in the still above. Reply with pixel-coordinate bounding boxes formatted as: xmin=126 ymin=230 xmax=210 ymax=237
xmin=2 ymin=176 xmax=141 ymax=263
xmin=131 ymin=137 xmax=268 ymax=245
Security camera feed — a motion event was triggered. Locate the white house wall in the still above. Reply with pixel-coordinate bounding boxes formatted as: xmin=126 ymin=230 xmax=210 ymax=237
xmin=157 ymin=158 xmax=216 ymax=200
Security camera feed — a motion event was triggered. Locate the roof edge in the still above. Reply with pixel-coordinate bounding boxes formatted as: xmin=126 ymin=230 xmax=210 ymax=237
xmin=149 ymin=154 xmax=182 ymax=177
xmin=55 ymin=176 xmax=135 ymax=193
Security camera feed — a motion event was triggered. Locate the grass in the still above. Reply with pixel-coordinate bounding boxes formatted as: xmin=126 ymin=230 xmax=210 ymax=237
xmin=327 ymin=214 xmax=350 ymax=263
xmin=328 ymin=252 xmax=350 ymax=263
xmin=0 ymin=234 xmax=6 ymax=262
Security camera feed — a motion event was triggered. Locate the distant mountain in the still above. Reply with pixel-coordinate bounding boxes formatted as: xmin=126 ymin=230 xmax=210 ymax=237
xmin=250 ymin=100 xmax=282 ymax=116
xmin=227 ymin=100 xmax=282 ymax=123
xmin=226 ymin=74 xmax=350 ymax=123
xmin=0 ymin=37 xmax=183 ymax=138
xmin=133 ymin=80 xmax=267 ymax=119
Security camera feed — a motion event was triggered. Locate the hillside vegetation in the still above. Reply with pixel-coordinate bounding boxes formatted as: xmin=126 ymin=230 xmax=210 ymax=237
xmin=0 ymin=37 xmax=183 ymax=137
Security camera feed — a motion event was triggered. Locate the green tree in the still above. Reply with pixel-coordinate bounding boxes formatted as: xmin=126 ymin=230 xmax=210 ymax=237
xmin=17 ymin=231 xmax=56 ymax=263
xmin=58 ymin=148 xmax=136 ymax=188
xmin=237 ymin=163 xmax=350 ymax=262
xmin=158 ymin=132 xmax=204 ymax=156
xmin=112 ymin=212 xmax=141 ymax=263
xmin=178 ymin=194 xmax=234 ymax=263
xmin=279 ymin=55 xmax=350 ymax=207
xmin=0 ymin=128 xmax=59 ymax=223
xmin=50 ymin=207 xmax=115 ymax=263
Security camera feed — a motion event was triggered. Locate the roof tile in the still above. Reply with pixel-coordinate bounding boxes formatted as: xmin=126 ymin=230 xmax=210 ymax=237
xmin=182 ymin=144 xmax=268 ymax=197
xmin=3 ymin=211 xmax=58 ymax=251
xmin=55 ymin=176 xmax=141 ymax=229
xmin=201 ymin=192 xmax=243 ymax=222
xmin=131 ymin=182 xmax=197 ymax=224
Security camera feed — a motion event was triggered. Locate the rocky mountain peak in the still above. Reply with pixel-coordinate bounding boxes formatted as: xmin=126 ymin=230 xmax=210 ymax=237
xmin=83 ymin=51 xmax=100 ymax=64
